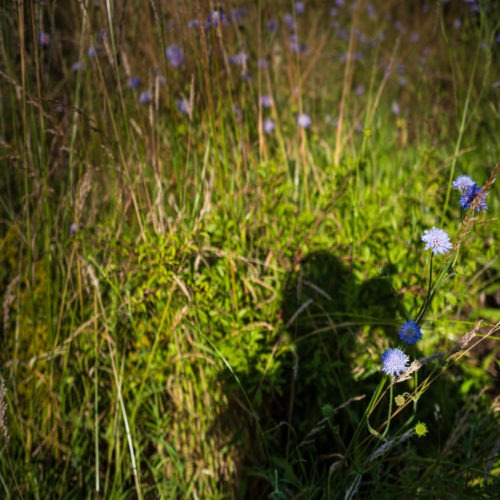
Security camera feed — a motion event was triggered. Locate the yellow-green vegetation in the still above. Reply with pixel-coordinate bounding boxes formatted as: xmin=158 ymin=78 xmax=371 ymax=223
xmin=0 ymin=1 xmax=499 ymax=498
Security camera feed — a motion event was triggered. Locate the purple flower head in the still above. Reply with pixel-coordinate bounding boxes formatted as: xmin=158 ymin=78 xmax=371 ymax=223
xmin=367 ymin=3 xmax=376 ymax=20
xmin=260 ymin=95 xmax=273 ymax=108
xmin=139 ymin=91 xmax=152 ymax=104
xmin=398 ymin=320 xmax=422 ymax=345
xmin=128 ymin=76 xmax=141 ymax=90
xmin=290 ymin=34 xmax=307 ymax=54
xmin=294 ymin=2 xmax=305 ymax=14
xmin=297 ymin=113 xmax=311 ymax=128
xmin=72 ymin=61 xmax=85 ymax=72
xmin=70 ymin=222 xmax=83 ymax=234
xmin=392 ymin=102 xmax=400 ymax=115
xmin=229 ymin=51 xmax=248 ymax=66
xmin=38 ymin=31 xmax=50 ymax=47
xmin=263 ymin=118 xmax=275 ymax=133
xmin=452 ymin=175 xmax=475 ymax=192
xmin=166 ymin=44 xmax=183 ymax=68
xmin=177 ymin=98 xmax=191 ymax=115
xmin=188 ymin=19 xmax=200 ymax=29
xmin=355 ymin=85 xmax=364 ymax=95
xmin=381 ymin=348 xmax=409 ymax=377
xmin=421 ymin=227 xmax=452 ymax=256
xmin=459 ymin=183 xmax=488 ymax=211
xmin=257 ymin=58 xmax=269 ymax=69
xmin=283 ymin=13 xmax=296 ymax=29
xmin=88 ymin=46 xmax=98 ymax=58
xmin=229 ymin=7 xmax=247 ymax=23
xmin=267 ymin=18 xmax=279 ymax=32
xmin=207 ymin=8 xmax=226 ymax=27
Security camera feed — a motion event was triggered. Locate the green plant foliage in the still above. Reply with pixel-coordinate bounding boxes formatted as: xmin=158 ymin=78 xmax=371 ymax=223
xmin=0 ymin=0 xmax=498 ymax=498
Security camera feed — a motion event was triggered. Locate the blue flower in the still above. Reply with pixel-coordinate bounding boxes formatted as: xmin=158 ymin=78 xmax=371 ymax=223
xmin=128 ymin=76 xmax=141 ymax=90
xmin=38 ymin=32 xmax=50 ymax=47
xmin=421 ymin=227 xmax=452 ymax=255
xmin=283 ymin=13 xmax=296 ymax=29
xmin=398 ymin=320 xmax=422 ymax=345
xmin=259 ymin=95 xmax=273 ymax=108
xmin=295 ymin=2 xmax=305 ymax=14
xmin=207 ymin=9 xmax=226 ymax=27
xmin=267 ymin=19 xmax=279 ymax=32
xmin=290 ymin=34 xmax=307 ymax=54
xmin=263 ymin=118 xmax=275 ymax=133
xmin=452 ymin=175 xmax=474 ymax=192
xmin=297 ymin=113 xmax=311 ymax=128
xmin=381 ymin=348 xmax=409 ymax=377
xmin=459 ymin=183 xmax=488 ymax=211
xmin=166 ymin=44 xmax=183 ymax=68
xmin=139 ymin=91 xmax=152 ymax=104
xmin=257 ymin=58 xmax=269 ymax=69
xmin=229 ymin=51 xmax=248 ymax=66
xmin=177 ymin=98 xmax=191 ymax=115
xmin=72 ymin=61 xmax=85 ymax=72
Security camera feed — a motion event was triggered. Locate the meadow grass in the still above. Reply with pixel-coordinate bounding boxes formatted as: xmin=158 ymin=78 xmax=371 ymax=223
xmin=0 ymin=0 xmax=499 ymax=498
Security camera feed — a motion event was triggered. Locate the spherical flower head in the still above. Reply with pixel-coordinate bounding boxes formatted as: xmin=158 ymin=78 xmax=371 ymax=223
xmin=139 ymin=91 xmax=152 ymax=104
xmin=128 ymin=76 xmax=141 ymax=90
xmin=260 ymin=95 xmax=273 ymax=108
xmin=421 ymin=227 xmax=452 ymax=256
xmin=38 ymin=31 xmax=50 ymax=47
xmin=207 ymin=9 xmax=226 ymax=27
xmin=166 ymin=44 xmax=183 ymax=68
xmin=266 ymin=18 xmax=278 ymax=32
xmin=459 ymin=183 xmax=488 ymax=211
xmin=381 ymin=348 xmax=409 ymax=377
xmin=394 ymin=394 xmax=406 ymax=407
xmin=398 ymin=320 xmax=422 ymax=345
xmin=452 ymin=175 xmax=475 ymax=192
xmin=297 ymin=113 xmax=311 ymax=128
xmin=258 ymin=58 xmax=269 ymax=69
xmin=263 ymin=118 xmax=275 ymax=134
xmin=229 ymin=51 xmax=248 ymax=66
xmin=295 ymin=2 xmax=305 ymax=14
xmin=283 ymin=13 xmax=296 ymax=29
xmin=72 ymin=61 xmax=85 ymax=72
xmin=177 ymin=98 xmax=191 ymax=115
xmin=414 ymin=421 xmax=428 ymax=437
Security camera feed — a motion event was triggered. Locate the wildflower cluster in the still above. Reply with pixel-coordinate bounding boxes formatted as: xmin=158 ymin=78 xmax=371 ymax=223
xmin=452 ymin=174 xmax=488 ymax=211
xmin=381 ymin=173 xmax=490 ymax=379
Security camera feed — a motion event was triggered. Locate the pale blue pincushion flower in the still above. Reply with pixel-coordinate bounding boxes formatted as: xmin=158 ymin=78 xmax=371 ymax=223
xmin=38 ymin=32 xmax=50 ymax=47
xmin=263 ymin=118 xmax=275 ymax=133
xmin=128 ymin=76 xmax=141 ymax=90
xmin=260 ymin=95 xmax=273 ymax=108
xmin=177 ymin=98 xmax=191 ymax=115
xmin=381 ymin=348 xmax=409 ymax=377
xmin=452 ymin=175 xmax=474 ymax=192
xmin=297 ymin=113 xmax=311 ymax=128
xmin=139 ymin=91 xmax=152 ymax=104
xmin=459 ymin=183 xmax=488 ymax=211
xmin=421 ymin=227 xmax=452 ymax=255
xmin=398 ymin=320 xmax=422 ymax=345
xmin=166 ymin=44 xmax=183 ymax=68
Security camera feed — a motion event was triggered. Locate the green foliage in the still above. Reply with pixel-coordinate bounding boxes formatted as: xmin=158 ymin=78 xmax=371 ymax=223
xmin=0 ymin=0 xmax=499 ymax=498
